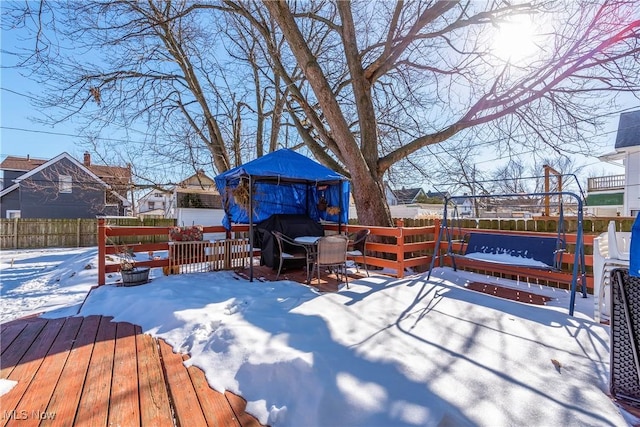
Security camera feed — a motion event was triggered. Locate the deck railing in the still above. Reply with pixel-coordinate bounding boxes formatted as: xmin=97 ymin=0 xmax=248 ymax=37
xmin=588 ymin=175 xmax=625 ymax=191
xmin=98 ymin=219 xmax=253 ymax=285
xmin=97 ymin=218 xmax=440 ymax=285
xmin=98 ymin=218 xmax=600 ymax=292
xmin=167 ymin=239 xmax=253 ymax=274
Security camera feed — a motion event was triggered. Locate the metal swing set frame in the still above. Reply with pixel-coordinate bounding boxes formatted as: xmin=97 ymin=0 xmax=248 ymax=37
xmin=428 ymin=192 xmax=588 ymax=316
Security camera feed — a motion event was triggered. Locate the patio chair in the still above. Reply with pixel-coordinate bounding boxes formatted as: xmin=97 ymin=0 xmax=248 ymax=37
xmin=346 ymin=229 xmax=370 ymax=277
xmin=312 ymin=234 xmax=349 ymax=288
xmin=271 ymin=231 xmax=312 ymax=281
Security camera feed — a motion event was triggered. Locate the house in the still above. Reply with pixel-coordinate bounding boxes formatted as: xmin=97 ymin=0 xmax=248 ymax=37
xmin=134 ymin=170 xmax=225 ymax=235
xmin=173 ymin=170 xmax=224 ymax=229
xmin=174 ymin=170 xmax=221 ymax=210
xmin=0 ymin=152 xmax=131 ymax=219
xmin=456 ymin=196 xmax=475 ymax=217
xmin=392 ymin=187 xmax=427 ymax=205
xmin=587 ymin=110 xmax=640 ymax=217
xmin=384 ymin=182 xmax=399 ymax=206
xmin=135 ymin=170 xmax=224 ymax=226
xmin=137 ymin=189 xmax=173 ymax=218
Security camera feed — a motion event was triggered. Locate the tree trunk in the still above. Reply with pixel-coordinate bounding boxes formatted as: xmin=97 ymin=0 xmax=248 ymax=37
xmin=263 ymin=0 xmax=393 ymax=227
xmin=350 ymin=173 xmax=393 ymax=227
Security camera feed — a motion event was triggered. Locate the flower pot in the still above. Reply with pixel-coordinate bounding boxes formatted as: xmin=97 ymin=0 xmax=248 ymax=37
xmin=120 ymin=267 xmax=150 ymax=286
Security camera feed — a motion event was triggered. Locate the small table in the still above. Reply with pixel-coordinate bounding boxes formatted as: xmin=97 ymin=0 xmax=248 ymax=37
xmin=294 ymin=236 xmax=322 ymax=245
xmin=294 ymin=236 xmax=322 ymax=284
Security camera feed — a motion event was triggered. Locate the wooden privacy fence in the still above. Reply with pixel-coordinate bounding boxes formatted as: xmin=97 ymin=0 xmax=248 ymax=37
xmin=400 ymin=216 xmax=636 ymax=234
xmin=0 ymin=217 xmax=175 ymax=249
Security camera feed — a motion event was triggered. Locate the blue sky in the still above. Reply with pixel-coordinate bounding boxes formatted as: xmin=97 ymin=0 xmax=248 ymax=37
xmin=1 ymin=10 xmax=635 ymax=179
xmin=1 ymin=21 xmax=83 ymax=161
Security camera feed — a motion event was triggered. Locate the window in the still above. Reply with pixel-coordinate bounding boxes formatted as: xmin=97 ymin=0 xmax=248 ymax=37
xmin=154 ymin=193 xmax=163 ymax=198
xmin=148 ymin=201 xmax=155 ymax=210
xmin=6 ymin=210 xmax=21 ymax=219
xmin=59 ymin=175 xmax=72 ymax=193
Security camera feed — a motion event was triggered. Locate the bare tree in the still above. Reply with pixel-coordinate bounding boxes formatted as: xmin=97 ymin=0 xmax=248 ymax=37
xmin=5 ymin=1 xmax=639 ymax=226
xmin=222 ymin=0 xmax=639 ymax=226
xmin=4 ymin=1 xmax=274 ymax=175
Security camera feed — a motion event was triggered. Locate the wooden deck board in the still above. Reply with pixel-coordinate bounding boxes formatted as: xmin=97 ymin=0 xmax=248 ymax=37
xmin=108 ymin=322 xmax=140 ymax=427
xmin=0 ymin=322 xmax=28 ymax=356
xmin=0 ymin=316 xmax=265 ymax=427
xmin=225 ymin=392 xmax=263 ymax=427
xmin=158 ymin=339 xmax=209 ymax=426
xmin=42 ymin=315 xmax=101 ymax=426
xmin=187 ymin=365 xmax=241 ymax=427
xmin=1 ymin=317 xmax=65 ymax=427
xmin=136 ymin=332 xmax=173 ymax=427
xmin=9 ymin=317 xmax=83 ymax=427
xmin=0 ymin=320 xmax=48 ymax=377
xmin=75 ymin=316 xmax=117 ymax=427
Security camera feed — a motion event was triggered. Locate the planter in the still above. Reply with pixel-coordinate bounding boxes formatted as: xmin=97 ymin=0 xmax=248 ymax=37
xmin=120 ymin=267 xmax=150 ymax=286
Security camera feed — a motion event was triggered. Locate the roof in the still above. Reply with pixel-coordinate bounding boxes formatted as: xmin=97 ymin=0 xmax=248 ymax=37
xmin=615 ymin=110 xmax=640 ymax=149
xmin=0 ymin=156 xmax=48 ymax=171
xmin=177 ymin=170 xmax=217 ymax=188
xmin=176 ymin=171 xmax=219 ymax=195
xmin=393 ymin=188 xmax=424 ymax=204
xmin=1 ymin=154 xmax=131 ymax=187
xmin=0 ymin=152 xmax=131 ymax=206
xmin=13 ymin=152 xmax=109 ymax=187
xmin=426 ymin=190 xmax=449 ymax=199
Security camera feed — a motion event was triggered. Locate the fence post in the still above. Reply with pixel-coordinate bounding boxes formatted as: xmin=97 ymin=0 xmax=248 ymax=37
xmin=12 ymin=217 xmax=18 ymax=249
xmin=396 ymin=219 xmax=405 ymax=278
xmin=76 ymin=218 xmax=81 ymax=247
xmin=98 ymin=218 xmax=106 ymax=286
xmin=432 ymin=217 xmax=441 ymax=269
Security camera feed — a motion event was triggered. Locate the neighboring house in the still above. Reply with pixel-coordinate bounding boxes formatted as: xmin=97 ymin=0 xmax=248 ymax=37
xmin=172 ymin=170 xmax=225 ymax=237
xmin=588 ymin=110 xmax=640 ymax=217
xmin=0 ymin=152 xmax=131 ymax=219
xmin=425 ymin=190 xmax=449 ymax=203
xmin=137 ymin=189 xmax=173 ymax=218
xmin=392 ymin=187 xmax=427 ymax=205
xmin=134 ymin=169 xmax=223 ymax=227
xmin=174 ymin=170 xmax=222 ymax=212
xmin=383 ymin=182 xmax=399 ymax=206
xmin=456 ymin=196 xmax=475 ymax=217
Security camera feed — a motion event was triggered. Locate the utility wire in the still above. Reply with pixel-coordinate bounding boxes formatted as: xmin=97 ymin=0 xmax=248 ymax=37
xmin=3 ymin=86 xmax=638 ymax=175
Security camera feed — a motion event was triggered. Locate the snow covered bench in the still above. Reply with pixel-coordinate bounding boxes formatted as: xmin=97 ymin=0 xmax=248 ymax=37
xmin=453 ymin=232 xmax=565 ymax=271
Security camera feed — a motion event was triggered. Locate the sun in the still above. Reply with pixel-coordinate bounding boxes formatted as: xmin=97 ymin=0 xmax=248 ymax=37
xmin=492 ymin=15 xmax=538 ymax=62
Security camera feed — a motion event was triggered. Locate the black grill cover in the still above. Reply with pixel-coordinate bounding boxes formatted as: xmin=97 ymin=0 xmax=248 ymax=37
xmin=255 ymin=214 xmax=324 ymax=268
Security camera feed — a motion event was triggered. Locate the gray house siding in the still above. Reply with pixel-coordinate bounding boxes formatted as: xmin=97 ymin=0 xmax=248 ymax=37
xmin=16 ymin=158 xmax=108 ymax=219
xmin=2 ymin=170 xmax=24 ymax=190
xmin=0 ymin=189 xmax=20 ymax=217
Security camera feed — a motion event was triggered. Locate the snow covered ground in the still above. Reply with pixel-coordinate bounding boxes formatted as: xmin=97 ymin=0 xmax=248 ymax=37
xmin=0 ymin=247 xmax=635 ymax=426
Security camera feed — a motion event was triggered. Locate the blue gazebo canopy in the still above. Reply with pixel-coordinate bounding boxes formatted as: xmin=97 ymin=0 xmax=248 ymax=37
xmin=214 ymin=149 xmax=350 ymax=229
